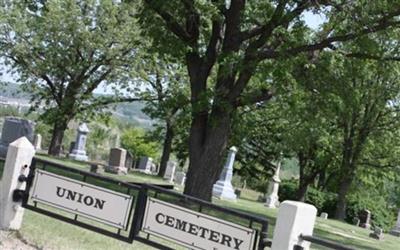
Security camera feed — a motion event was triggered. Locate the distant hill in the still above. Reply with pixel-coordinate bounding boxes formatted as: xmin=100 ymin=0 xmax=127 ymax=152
xmin=0 ymin=82 xmax=153 ymax=129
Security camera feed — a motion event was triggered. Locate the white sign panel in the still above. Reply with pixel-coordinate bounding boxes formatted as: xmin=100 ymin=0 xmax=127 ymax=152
xmin=142 ymin=198 xmax=256 ymax=250
xmin=31 ymin=169 xmax=133 ymax=229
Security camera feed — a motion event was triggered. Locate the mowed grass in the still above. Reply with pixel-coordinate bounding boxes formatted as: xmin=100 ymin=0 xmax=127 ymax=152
xmin=13 ymin=155 xmax=400 ymax=249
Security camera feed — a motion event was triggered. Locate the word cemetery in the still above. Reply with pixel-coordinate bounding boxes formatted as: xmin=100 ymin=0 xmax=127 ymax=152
xmin=154 ymin=212 xmax=245 ymax=250
xmin=142 ymin=198 xmax=255 ymax=250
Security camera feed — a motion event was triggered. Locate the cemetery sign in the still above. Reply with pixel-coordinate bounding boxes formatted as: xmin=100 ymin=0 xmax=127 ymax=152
xmin=30 ymin=169 xmax=133 ymax=229
xmin=142 ymin=197 xmax=256 ymax=250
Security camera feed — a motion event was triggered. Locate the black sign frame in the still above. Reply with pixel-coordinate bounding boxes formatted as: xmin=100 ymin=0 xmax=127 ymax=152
xmin=17 ymin=157 xmax=270 ymax=250
xmin=21 ymin=158 xmax=139 ymax=243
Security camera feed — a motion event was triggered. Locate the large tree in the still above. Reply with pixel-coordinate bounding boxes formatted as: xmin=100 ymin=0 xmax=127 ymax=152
xmin=311 ymin=57 xmax=400 ymax=219
xmin=0 ymin=0 xmax=141 ymax=155
xmin=141 ymin=0 xmax=400 ymax=200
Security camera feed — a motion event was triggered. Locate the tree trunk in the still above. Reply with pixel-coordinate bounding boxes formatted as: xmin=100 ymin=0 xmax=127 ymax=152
xmin=48 ymin=121 xmax=68 ymax=156
xmin=334 ymin=174 xmax=353 ymax=220
xmin=296 ymin=182 xmax=309 ymax=202
xmin=183 ymin=111 xmax=232 ymax=201
xmin=158 ymin=122 xmax=174 ymax=177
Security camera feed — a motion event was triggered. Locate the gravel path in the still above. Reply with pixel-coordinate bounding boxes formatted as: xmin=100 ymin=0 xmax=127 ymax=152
xmin=0 ymin=230 xmax=39 ymax=250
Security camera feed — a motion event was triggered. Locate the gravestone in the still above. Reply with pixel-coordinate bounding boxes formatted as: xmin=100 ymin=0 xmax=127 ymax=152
xmin=369 ymin=227 xmax=384 ymax=240
xmin=389 ymin=210 xmax=400 ymax=236
xmin=33 ymin=134 xmax=42 ymax=150
xmin=359 ymin=209 xmax=371 ymax=229
xmin=320 ymin=212 xmax=328 ymax=219
xmin=90 ymin=163 xmax=105 ymax=174
xmin=265 ymin=156 xmax=282 ymax=208
xmin=174 ymin=171 xmax=186 ymax=186
xmin=212 ymin=146 xmax=238 ymax=201
xmin=125 ymin=151 xmax=134 ymax=170
xmin=150 ymin=162 xmax=158 ymax=174
xmin=353 ymin=218 xmax=360 ymax=227
xmin=69 ymin=123 xmax=89 ymax=161
xmin=106 ymin=148 xmax=127 ymax=175
xmin=257 ymin=194 xmax=267 ymax=203
xmin=0 ymin=117 xmax=35 ymax=157
xmin=138 ymin=156 xmax=153 ymax=174
xmin=163 ymin=161 xmax=177 ymax=183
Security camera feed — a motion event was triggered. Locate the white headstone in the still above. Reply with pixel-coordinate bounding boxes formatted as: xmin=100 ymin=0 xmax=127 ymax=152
xmin=33 ymin=134 xmax=42 ymax=150
xmin=265 ymin=156 xmax=282 ymax=208
xmin=0 ymin=137 xmax=35 ymax=230
xmin=69 ymin=123 xmax=89 ymax=161
xmin=212 ymin=146 xmax=238 ymax=201
xmin=320 ymin=212 xmax=328 ymax=219
xmin=174 ymin=171 xmax=186 ymax=186
xmin=138 ymin=156 xmax=153 ymax=174
xmin=271 ymin=201 xmax=317 ymax=250
xmin=163 ymin=161 xmax=177 ymax=183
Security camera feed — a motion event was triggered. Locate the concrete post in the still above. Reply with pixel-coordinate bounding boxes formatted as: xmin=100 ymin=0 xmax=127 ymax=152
xmin=0 ymin=137 xmax=35 ymax=230
xmin=271 ymin=201 xmax=317 ymax=250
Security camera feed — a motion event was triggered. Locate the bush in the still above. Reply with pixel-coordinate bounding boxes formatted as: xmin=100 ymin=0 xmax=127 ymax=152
xmin=279 ymin=179 xmax=396 ymax=229
xmin=279 ymin=179 xmax=337 ymax=216
xmin=346 ymin=191 xmax=396 ymax=231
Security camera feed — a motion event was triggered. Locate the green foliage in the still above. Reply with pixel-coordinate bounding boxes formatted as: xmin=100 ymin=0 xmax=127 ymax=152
xmin=121 ymin=127 xmax=159 ymax=161
xmin=0 ymin=0 xmax=143 ymax=151
xmin=279 ymin=180 xmax=337 ymax=216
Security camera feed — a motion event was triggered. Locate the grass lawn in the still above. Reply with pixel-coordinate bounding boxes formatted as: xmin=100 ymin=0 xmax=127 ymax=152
xmin=11 ymin=154 xmax=400 ymax=249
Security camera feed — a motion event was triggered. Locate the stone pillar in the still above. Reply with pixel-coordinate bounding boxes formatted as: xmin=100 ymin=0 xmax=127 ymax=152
xmin=212 ymin=146 xmax=238 ymax=201
xmin=271 ymin=201 xmax=317 ymax=250
xmin=265 ymin=157 xmax=282 ymax=208
xmin=33 ymin=134 xmax=42 ymax=150
xmin=69 ymin=123 xmax=89 ymax=161
xmin=0 ymin=137 xmax=35 ymax=230
xmin=390 ymin=210 xmax=400 ymax=237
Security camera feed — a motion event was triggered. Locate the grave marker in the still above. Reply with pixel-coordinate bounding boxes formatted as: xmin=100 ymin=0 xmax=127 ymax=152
xmin=359 ymin=209 xmax=371 ymax=229
xmin=107 ymin=148 xmax=128 ymax=175
xmin=0 ymin=117 xmax=35 ymax=157
xmin=163 ymin=161 xmax=176 ymax=183
xmin=212 ymin=146 xmax=238 ymax=201
xmin=69 ymin=123 xmax=89 ymax=161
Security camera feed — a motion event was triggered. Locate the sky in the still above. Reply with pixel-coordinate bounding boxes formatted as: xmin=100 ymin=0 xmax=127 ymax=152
xmin=0 ymin=11 xmax=326 ymax=95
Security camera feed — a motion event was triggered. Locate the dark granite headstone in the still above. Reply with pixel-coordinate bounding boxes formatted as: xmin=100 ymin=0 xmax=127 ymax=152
xmin=0 ymin=117 xmax=35 ymax=157
xmin=359 ymin=209 xmax=371 ymax=229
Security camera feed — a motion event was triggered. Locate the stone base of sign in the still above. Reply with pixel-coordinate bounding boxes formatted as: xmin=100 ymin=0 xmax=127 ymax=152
xmin=212 ymin=180 xmax=237 ymax=201
xmin=0 ymin=137 xmax=35 ymax=230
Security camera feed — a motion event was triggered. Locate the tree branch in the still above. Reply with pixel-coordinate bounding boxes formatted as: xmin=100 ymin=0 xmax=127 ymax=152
xmin=144 ymin=0 xmax=193 ymax=45
xmin=260 ymin=12 xmax=400 ymax=59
